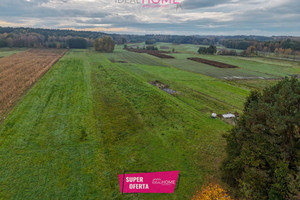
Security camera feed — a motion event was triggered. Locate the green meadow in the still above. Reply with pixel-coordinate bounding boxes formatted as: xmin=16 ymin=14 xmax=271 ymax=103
xmin=0 ymin=44 xmax=299 ymax=199
xmin=120 ymin=43 xmax=300 ymax=79
xmin=163 ymin=52 xmax=299 ymax=79
xmin=0 ymin=49 xmax=230 ymax=199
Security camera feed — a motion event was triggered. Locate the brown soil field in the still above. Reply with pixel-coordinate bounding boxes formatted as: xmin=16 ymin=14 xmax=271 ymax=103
xmin=126 ymin=48 xmax=169 ymax=54
xmin=187 ymin=57 xmax=239 ymax=68
xmin=126 ymin=48 xmax=174 ymax=58
xmin=147 ymin=52 xmax=174 ymax=59
xmin=0 ymin=48 xmax=68 ymax=118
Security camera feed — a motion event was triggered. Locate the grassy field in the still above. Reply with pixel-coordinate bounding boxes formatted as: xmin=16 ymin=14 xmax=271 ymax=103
xmin=103 ymin=46 xmax=251 ymax=113
xmin=103 ymin=46 xmax=168 ymax=67
xmin=226 ymin=79 xmax=280 ymax=90
xmin=161 ymin=52 xmax=300 ymax=79
xmin=195 ymin=54 xmax=300 ymax=78
xmin=0 ymin=49 xmax=231 ymax=199
xmin=116 ymin=44 xmax=300 ymax=80
xmin=163 ymin=53 xmax=273 ymax=79
xmin=0 ymin=44 xmax=298 ymax=199
xmin=0 ymin=47 xmax=28 ymax=58
xmin=118 ymin=63 xmax=249 ymax=113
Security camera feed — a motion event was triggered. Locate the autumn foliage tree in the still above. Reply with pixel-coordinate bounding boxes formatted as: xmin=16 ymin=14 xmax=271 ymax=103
xmin=192 ymin=183 xmax=232 ymax=200
xmin=245 ymin=45 xmax=256 ymax=56
xmin=221 ymin=78 xmax=300 ymax=200
xmin=94 ymin=36 xmax=115 ymax=53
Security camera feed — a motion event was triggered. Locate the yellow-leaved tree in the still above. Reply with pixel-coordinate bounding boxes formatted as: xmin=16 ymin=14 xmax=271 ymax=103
xmin=192 ymin=183 xmax=232 ymax=200
xmin=94 ymin=36 xmax=115 ymax=53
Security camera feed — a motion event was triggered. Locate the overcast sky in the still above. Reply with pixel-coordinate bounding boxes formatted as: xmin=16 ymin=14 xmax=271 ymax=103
xmin=0 ymin=0 xmax=299 ymax=36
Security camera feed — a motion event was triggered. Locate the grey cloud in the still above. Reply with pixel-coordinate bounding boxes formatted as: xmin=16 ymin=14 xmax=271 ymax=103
xmin=0 ymin=0 xmax=299 ymax=35
xmin=0 ymin=1 xmax=108 ymax=18
xmin=182 ymin=0 xmax=230 ymax=9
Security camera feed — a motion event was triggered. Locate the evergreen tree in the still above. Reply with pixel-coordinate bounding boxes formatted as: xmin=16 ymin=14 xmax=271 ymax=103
xmin=221 ymin=78 xmax=300 ymax=200
xmin=207 ymin=45 xmax=217 ymax=54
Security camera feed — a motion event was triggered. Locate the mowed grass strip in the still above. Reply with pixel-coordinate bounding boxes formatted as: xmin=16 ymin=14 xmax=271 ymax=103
xmin=89 ymin=54 xmax=230 ymax=199
xmin=0 ymin=50 xmax=104 ymax=199
xmin=0 ymin=49 xmax=230 ymax=199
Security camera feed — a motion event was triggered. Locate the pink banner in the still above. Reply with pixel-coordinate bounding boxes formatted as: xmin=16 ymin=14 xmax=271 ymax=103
xmin=119 ymin=171 xmax=179 ymax=193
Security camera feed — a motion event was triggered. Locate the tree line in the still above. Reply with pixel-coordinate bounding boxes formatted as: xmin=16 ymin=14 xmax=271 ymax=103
xmin=219 ymin=38 xmax=300 ymax=54
xmin=1 ymin=27 xmax=300 ymax=56
xmin=0 ymin=32 xmax=94 ymax=49
xmin=0 ymin=27 xmax=220 ymax=47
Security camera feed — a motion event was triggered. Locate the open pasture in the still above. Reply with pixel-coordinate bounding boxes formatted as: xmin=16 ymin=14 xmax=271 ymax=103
xmin=0 ymin=50 xmax=230 ymax=199
xmin=0 ymin=45 xmax=296 ymax=199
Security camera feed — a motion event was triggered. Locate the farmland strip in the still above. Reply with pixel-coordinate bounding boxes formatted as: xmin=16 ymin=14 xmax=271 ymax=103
xmin=188 ymin=57 xmax=239 ymax=68
xmin=0 ymin=48 xmax=68 ymax=118
xmin=125 ymin=48 xmax=174 ymax=59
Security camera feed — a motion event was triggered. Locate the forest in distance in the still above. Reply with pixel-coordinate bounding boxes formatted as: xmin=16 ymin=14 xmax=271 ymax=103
xmin=1 ymin=26 xmax=300 ymax=57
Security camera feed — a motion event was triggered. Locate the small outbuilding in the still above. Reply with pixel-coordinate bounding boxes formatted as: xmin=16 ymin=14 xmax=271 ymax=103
xmin=222 ymin=113 xmax=236 ymax=119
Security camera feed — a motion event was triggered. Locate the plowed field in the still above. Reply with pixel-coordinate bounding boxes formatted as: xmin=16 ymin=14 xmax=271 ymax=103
xmin=188 ymin=57 xmax=239 ymax=68
xmin=0 ymin=48 xmax=67 ymax=117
